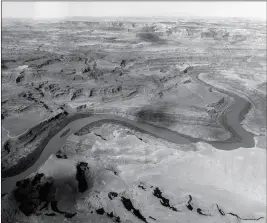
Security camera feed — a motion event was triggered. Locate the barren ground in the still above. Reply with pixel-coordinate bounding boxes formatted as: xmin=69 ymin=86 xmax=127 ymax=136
xmin=1 ymin=17 xmax=266 ymax=223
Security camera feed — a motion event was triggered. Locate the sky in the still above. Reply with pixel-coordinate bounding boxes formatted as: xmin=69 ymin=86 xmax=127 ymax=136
xmin=2 ymin=1 xmax=266 ymax=20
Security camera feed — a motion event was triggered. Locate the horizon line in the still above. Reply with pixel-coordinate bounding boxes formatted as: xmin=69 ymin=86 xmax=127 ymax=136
xmin=2 ymin=15 xmax=266 ymax=21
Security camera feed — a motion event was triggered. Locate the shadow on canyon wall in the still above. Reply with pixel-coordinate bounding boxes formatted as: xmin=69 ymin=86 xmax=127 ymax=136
xmin=135 ymin=105 xmax=175 ymax=127
xmin=136 ymin=32 xmax=167 ymax=44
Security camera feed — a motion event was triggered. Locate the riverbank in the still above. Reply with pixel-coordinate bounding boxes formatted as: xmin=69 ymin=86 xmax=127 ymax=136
xmin=2 ymin=68 xmax=254 ymax=178
xmin=2 ymin=69 xmax=256 ymax=186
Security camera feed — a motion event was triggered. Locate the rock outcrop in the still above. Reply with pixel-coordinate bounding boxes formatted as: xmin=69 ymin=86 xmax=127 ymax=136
xmin=14 ymin=173 xmax=55 ymax=216
xmin=112 ymin=67 xmax=123 ymax=76
xmin=13 ymin=172 xmax=77 ymax=218
xmin=60 ymin=67 xmax=76 ymax=75
xmin=206 ymin=97 xmax=229 ymax=119
xmin=81 ymin=58 xmax=97 ymax=78
xmin=70 ymin=89 xmax=83 ymax=101
xmin=76 ymin=162 xmax=89 ymax=193
xmin=120 ymin=60 xmax=126 ymax=68
xmin=73 ymin=74 xmax=84 ymax=80
xmin=15 ymin=72 xmax=25 ymax=84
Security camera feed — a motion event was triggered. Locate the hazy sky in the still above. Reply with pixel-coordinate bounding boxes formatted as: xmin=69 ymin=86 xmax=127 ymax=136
xmin=2 ymin=1 xmax=266 ymax=20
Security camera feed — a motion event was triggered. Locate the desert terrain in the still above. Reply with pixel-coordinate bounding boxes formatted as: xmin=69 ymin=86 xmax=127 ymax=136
xmin=1 ymin=17 xmax=266 ymax=223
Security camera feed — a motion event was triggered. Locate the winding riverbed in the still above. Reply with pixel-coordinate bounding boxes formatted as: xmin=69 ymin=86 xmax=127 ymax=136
xmin=1 ymin=69 xmax=255 ymax=194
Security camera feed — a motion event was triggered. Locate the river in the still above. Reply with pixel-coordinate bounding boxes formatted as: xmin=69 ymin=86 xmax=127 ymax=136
xmin=1 ymin=69 xmax=255 ymax=194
